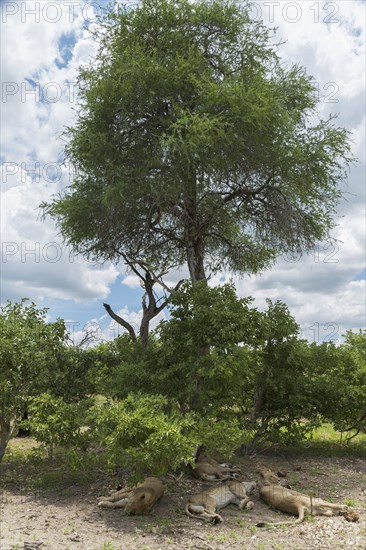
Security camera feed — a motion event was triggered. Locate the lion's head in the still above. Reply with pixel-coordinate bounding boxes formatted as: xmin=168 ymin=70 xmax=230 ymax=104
xmin=124 ymin=487 xmax=157 ymax=515
xmin=258 ymin=467 xmax=281 ymax=486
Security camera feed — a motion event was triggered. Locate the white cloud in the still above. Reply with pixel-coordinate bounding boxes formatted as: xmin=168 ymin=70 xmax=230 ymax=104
xmin=0 ymin=2 xmax=115 ymax=306
xmin=122 ymin=275 xmax=143 ymax=289
xmin=260 ymin=1 xmax=365 ymax=109
xmin=1 ymin=165 xmax=118 ymax=304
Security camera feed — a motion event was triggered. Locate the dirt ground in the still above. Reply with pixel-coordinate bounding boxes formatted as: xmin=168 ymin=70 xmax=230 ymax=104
xmin=1 ymin=452 xmax=365 ymax=550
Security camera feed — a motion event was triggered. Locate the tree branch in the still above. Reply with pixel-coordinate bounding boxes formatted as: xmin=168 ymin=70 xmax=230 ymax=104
xmin=341 ymin=411 xmax=366 ymax=442
xmin=103 ymin=303 xmax=137 ymax=342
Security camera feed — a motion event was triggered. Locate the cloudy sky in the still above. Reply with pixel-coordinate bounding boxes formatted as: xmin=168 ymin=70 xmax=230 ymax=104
xmin=1 ymin=0 xmax=365 ymax=345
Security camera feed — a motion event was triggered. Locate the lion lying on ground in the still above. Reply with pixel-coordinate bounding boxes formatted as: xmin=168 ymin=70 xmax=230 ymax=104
xmin=257 ymin=467 xmax=349 ymax=527
xmin=192 ymin=445 xmax=241 ymax=481
xmin=186 ymin=480 xmax=256 ymax=523
xmin=98 ymin=477 xmax=164 ymax=515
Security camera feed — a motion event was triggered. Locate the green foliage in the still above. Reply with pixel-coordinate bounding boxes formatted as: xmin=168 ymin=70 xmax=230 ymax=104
xmin=98 ymin=283 xmax=262 ymax=414
xmin=6 ymin=293 xmax=363 ymax=475
xmin=153 ymin=282 xmax=262 ymax=412
xmin=0 ymin=300 xmax=67 ymax=461
xmin=23 ymin=394 xmax=92 ymax=455
xmin=247 ymin=302 xmax=324 ymax=445
xmin=42 ymin=0 xmax=354 ymax=283
xmin=308 ymin=331 xmax=366 ymax=436
xmin=160 ymin=281 xmax=263 ymax=348
xmin=250 ymin=327 xmax=366 ymax=446
xmin=92 ymin=284 xmax=323 ymax=462
xmin=197 ymin=417 xmax=250 ymax=459
xmin=97 ymin=334 xmax=154 ymax=399
xmin=0 ymin=299 xmax=113 ymax=463
xmin=86 ymin=392 xmax=248 ymax=477
xmin=88 ymin=393 xmax=198 ymax=476
xmin=95 ymin=284 xmax=365 ymax=459
xmin=46 ymin=342 xmax=119 ymax=403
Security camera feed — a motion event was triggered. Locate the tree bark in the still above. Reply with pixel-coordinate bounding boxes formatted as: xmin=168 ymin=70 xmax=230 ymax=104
xmin=250 ymin=379 xmax=265 ymax=424
xmin=186 ymin=236 xmax=207 ymax=283
xmin=103 ymin=303 xmax=137 ymax=342
xmin=183 ymin=170 xmax=208 ymax=284
xmin=185 ymin=233 xmax=209 ymax=411
xmin=0 ymin=417 xmax=13 ymax=463
xmin=139 ymin=272 xmax=182 ymax=347
xmin=250 ymin=357 xmax=271 ymax=424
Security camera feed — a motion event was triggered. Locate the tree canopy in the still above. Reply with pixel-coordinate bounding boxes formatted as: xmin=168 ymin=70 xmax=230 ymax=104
xmin=43 ymin=0 xmax=354 ymax=282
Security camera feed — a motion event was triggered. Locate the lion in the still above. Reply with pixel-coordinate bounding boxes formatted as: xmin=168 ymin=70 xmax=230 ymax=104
xmin=257 ymin=467 xmax=350 ymax=527
xmin=185 ymin=480 xmax=256 ymax=523
xmin=98 ymin=477 xmax=164 ymax=515
xmin=192 ymin=445 xmax=241 ymax=481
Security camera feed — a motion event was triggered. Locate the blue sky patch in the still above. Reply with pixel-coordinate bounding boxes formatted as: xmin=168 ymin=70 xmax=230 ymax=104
xmin=353 ymin=267 xmax=366 ymax=281
xmin=55 ymin=32 xmax=77 ymax=69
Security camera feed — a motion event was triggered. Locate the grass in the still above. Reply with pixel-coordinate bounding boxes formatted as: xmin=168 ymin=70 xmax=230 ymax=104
xmin=280 ymin=423 xmax=366 ymax=458
xmin=63 ymin=518 xmax=77 ymax=535
xmin=0 ymin=438 xmax=102 ymax=493
xmin=308 ymin=467 xmax=327 ymax=475
xmin=344 ymin=498 xmax=357 ymax=507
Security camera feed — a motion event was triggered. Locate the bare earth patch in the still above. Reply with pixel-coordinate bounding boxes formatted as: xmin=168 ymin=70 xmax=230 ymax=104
xmin=1 ymin=455 xmax=365 ymax=550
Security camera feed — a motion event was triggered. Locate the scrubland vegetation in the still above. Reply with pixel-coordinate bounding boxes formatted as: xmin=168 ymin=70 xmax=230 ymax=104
xmin=1 ymin=286 xmax=365 ymax=476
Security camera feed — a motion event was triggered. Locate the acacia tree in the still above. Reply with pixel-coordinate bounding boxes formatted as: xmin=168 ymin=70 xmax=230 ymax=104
xmin=43 ymin=0 xmax=354 ymax=285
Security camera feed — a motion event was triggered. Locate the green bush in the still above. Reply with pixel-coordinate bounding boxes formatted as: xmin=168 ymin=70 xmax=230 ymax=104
xmin=13 ymin=288 xmax=364 ymax=475
xmin=0 ymin=300 xmax=67 ymax=462
xmin=88 ymin=392 xmax=246 ymax=476
xmin=99 ymin=282 xmax=262 ymax=415
xmin=89 ymin=393 xmax=197 ymax=475
xmin=23 ymin=393 xmax=92 ymax=457
xmin=309 ymin=331 xmax=366 ymax=437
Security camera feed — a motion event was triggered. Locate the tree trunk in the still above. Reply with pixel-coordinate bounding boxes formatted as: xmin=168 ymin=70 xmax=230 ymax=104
xmin=104 ymin=269 xmax=183 ymax=348
xmin=183 ymin=173 xmax=210 ymax=409
xmin=250 ymin=358 xmax=271 ymax=424
xmin=0 ymin=417 xmax=13 ymax=463
xmin=186 ymin=236 xmax=207 ymax=283
xmin=250 ymin=380 xmax=265 ymax=424
xmin=186 ymin=234 xmax=208 ymax=411
xmin=16 ymin=407 xmax=30 ymax=437
xmin=139 ymin=317 xmax=150 ymax=349
xmin=184 ymin=170 xmax=207 ymax=284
